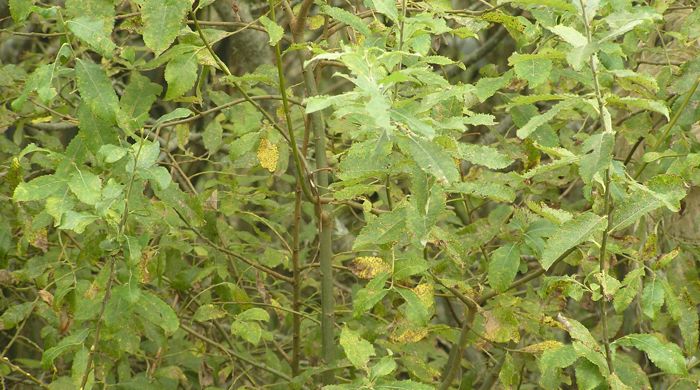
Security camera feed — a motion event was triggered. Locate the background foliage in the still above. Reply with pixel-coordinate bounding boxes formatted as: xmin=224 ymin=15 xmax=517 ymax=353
xmin=1 ymin=0 xmax=699 ymax=388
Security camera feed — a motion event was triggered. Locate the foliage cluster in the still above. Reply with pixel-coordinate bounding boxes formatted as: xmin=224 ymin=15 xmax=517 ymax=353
xmin=1 ymin=0 xmax=699 ymax=388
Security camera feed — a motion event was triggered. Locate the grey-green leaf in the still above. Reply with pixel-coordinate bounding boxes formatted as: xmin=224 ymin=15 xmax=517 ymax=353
xmin=141 ymin=0 xmax=192 ymax=56
xmin=612 ymin=334 xmax=687 ymax=376
xmin=398 ymin=136 xmax=460 ymax=184
xmin=259 ymin=15 xmax=284 ymax=46
xmin=540 ymin=212 xmax=606 ymax=270
xmin=340 ymin=327 xmax=375 ymax=369
xmin=165 ymin=52 xmax=198 ymax=100
xmin=68 ymin=169 xmax=102 ymax=206
xmin=76 ymin=59 xmax=119 ymax=122
xmin=459 ymin=143 xmax=514 ymax=170
xmin=488 ymin=244 xmax=521 ymax=292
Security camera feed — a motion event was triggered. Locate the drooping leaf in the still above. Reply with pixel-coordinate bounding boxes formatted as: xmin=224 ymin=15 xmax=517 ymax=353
xmin=13 ymin=174 xmax=68 ymax=202
xmin=459 ymin=143 xmax=514 ymax=170
xmin=42 ymin=329 xmax=90 ymax=368
xmin=259 ymin=15 xmax=284 ymax=46
xmin=340 ymin=326 xmax=376 ymax=369
xmin=612 ymin=334 xmax=687 ymax=376
xmin=135 ymin=291 xmax=180 ymax=335
xmin=0 ymin=302 xmax=34 ymax=330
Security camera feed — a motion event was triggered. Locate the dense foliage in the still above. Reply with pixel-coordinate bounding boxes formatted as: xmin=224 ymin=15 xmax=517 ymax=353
xmin=1 ymin=0 xmax=699 ymax=388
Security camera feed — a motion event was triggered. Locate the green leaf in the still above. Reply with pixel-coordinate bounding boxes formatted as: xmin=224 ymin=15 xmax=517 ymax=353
xmin=613 ymin=353 xmax=651 ymax=389
xmin=192 ymin=303 xmax=227 ymax=322
xmin=231 ymin=319 xmax=263 ymax=345
xmin=612 ymin=334 xmax=687 ymax=376
xmin=398 ymin=136 xmax=460 ymax=184
xmin=59 ymin=211 xmax=98 ymax=234
xmin=539 ymin=344 xmax=578 ymax=389
xmin=136 ymin=291 xmax=180 ymax=335
xmin=607 ymin=96 xmax=669 ymax=120
xmin=548 ymin=25 xmax=587 ymax=47
xmin=259 ymin=15 xmax=284 ymax=46
xmin=611 ymin=175 xmax=687 ymax=231
xmin=370 ymin=356 xmax=396 ymax=379
xmin=340 ymin=327 xmax=375 ymax=369
xmin=517 ymin=99 xmax=576 ymax=139
xmin=237 ymin=308 xmax=270 ymax=322
xmin=474 ymin=71 xmax=513 ymax=102
xmin=579 ymin=131 xmax=614 ymax=184
xmin=459 ymin=143 xmax=514 ymax=170
xmin=202 ymin=118 xmax=223 ymax=153
xmin=141 ymin=0 xmax=192 ymax=56
xmin=641 ymin=278 xmax=664 ymax=320
xmin=68 ymin=169 xmax=102 ymax=206
xmin=452 ymin=181 xmax=516 ymax=203
xmin=66 ymin=16 xmax=116 ymax=57
xmin=557 ymin=314 xmax=599 ymax=347
xmin=76 ymin=59 xmax=119 ymax=122
xmin=304 ymin=94 xmax=347 ymax=113
xmin=10 ymin=0 xmax=34 ymax=23
xmin=77 ymin=103 xmax=119 ymax=155
xmin=488 ymin=244 xmax=521 ymax=292
xmin=391 ymin=107 xmax=436 ymax=139
xmin=154 ymin=108 xmax=194 ymax=126
xmin=513 ymin=58 xmax=552 ymax=87
xmin=613 ymin=268 xmax=644 ymax=313
xmin=679 ymin=291 xmax=699 ymax=355
xmin=42 ymin=329 xmax=90 ymax=368
xmin=165 ymin=52 xmax=198 ymax=100
xmin=142 ymin=166 xmax=172 ymax=190
xmin=367 ymin=0 xmax=398 ymax=22
xmin=353 ymin=207 xmax=406 ymax=249
xmin=98 ymin=145 xmax=127 ymax=164
xmin=13 ymin=174 xmax=68 ymax=202
xmin=541 ymin=212 xmax=606 ymax=270
xmin=396 ymin=288 xmax=431 ymax=326
xmin=131 ymin=140 xmax=161 ymax=170
xmin=119 ymin=73 xmax=162 ymax=126
xmin=353 ymin=274 xmax=390 ymax=318
xmin=319 ymin=4 xmax=372 ymax=36
xmin=0 ymin=302 xmax=34 ymax=330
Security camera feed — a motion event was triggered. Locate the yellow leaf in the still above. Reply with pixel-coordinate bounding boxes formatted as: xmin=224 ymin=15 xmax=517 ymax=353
xmin=391 ymin=326 xmax=428 ymax=343
xmin=519 ymin=340 xmax=563 ymax=354
xmin=412 ymin=283 xmax=434 ymax=309
xmin=307 ymin=15 xmax=325 ymax=30
xmin=349 ymin=256 xmax=391 ymax=279
xmin=31 ymin=116 xmax=52 ymax=124
xmin=257 ymin=138 xmax=279 ymax=172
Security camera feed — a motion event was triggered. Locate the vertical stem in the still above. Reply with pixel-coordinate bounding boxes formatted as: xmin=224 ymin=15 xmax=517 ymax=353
xmin=598 ymin=170 xmax=615 ymax=374
xmin=289 ymin=1 xmax=336 ymax=382
xmin=578 ymin=0 xmax=614 ymax=374
xmin=291 ymin=183 xmax=302 ymax=376
xmin=304 ymin=64 xmax=336 ymax=383
xmin=438 ymin=303 xmax=476 ymax=390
